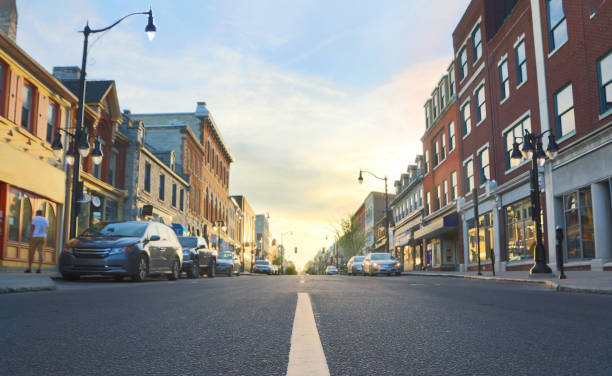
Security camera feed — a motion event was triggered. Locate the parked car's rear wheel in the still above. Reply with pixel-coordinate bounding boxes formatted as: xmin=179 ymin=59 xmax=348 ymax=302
xmin=207 ymin=260 xmax=216 ymax=278
xmin=187 ymin=258 xmax=199 ymax=279
xmin=61 ymin=273 xmax=80 ymax=281
xmin=168 ymin=258 xmax=180 ymax=280
xmin=131 ymin=255 xmax=148 ymax=282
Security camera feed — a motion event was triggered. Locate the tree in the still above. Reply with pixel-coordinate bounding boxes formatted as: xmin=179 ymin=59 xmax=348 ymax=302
xmin=272 ymin=256 xmax=282 ymax=266
xmin=335 ymin=215 xmax=365 ymax=261
xmin=285 ymin=265 xmax=297 ymax=275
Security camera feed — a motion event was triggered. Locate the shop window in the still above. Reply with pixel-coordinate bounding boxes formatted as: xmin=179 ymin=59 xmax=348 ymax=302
xmin=547 ymin=0 xmax=568 ymax=52
xmin=504 ymin=115 xmax=531 ymax=170
xmin=505 ymin=198 xmax=535 ymax=262
xmin=21 ymin=82 xmax=34 ymax=131
xmin=564 ymin=188 xmax=595 ymax=260
xmin=104 ymin=199 xmax=118 ymax=221
xmin=468 ymin=212 xmax=493 ymax=264
xmin=46 ymin=204 xmax=56 ymax=248
xmin=597 ymin=50 xmax=612 ymax=114
xmin=554 ymin=83 xmax=575 ymax=138
xmin=20 ymin=195 xmax=32 ymax=243
xmin=515 ymin=40 xmax=527 ymax=85
xmin=8 ymin=190 xmax=22 ymax=241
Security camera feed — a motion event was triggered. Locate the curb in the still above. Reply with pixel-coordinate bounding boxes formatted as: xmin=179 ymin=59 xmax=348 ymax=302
xmin=401 ymin=272 xmax=612 ymax=295
xmin=0 ymin=284 xmax=56 ymax=294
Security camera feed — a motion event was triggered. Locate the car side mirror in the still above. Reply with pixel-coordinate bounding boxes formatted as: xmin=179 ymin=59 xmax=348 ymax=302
xmin=149 ymin=235 xmax=160 ymax=242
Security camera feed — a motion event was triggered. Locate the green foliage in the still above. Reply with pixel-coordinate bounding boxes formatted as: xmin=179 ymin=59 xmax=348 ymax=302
xmin=336 ymin=215 xmax=365 ymax=260
xmin=272 ymin=256 xmax=282 ymax=266
xmin=285 ymin=265 xmax=297 ymax=275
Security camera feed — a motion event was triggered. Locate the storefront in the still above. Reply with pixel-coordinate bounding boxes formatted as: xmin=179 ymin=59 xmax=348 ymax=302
xmin=415 ymin=211 xmax=459 ymax=271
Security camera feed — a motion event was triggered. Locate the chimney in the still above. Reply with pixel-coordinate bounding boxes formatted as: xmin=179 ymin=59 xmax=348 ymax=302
xmin=195 ymin=101 xmax=210 ymax=118
xmin=0 ymin=0 xmax=17 ymax=41
xmin=52 ymin=66 xmax=81 ymax=80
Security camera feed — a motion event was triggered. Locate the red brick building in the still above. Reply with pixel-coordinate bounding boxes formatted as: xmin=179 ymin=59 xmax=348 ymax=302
xmin=415 ymin=62 xmax=462 ymax=270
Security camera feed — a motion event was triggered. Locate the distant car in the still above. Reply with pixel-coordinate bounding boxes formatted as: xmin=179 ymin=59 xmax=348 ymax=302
xmin=253 ymin=260 xmax=272 ymax=275
xmin=362 ymin=252 xmax=401 ymax=276
xmin=347 ymin=256 xmax=365 ymax=276
xmin=60 ymin=221 xmax=183 ymax=282
xmin=216 ymin=251 xmax=241 ymax=276
xmin=178 ymin=236 xmax=217 ymax=278
xmin=325 ymin=266 xmax=338 ymax=275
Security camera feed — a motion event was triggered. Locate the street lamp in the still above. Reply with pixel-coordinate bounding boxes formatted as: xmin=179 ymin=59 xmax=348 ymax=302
xmin=511 ymin=129 xmax=559 ymax=274
xmin=358 ymin=169 xmax=390 ymax=255
xmin=55 ymin=8 xmax=156 ymax=239
xmin=212 ymin=220 xmax=227 ymax=250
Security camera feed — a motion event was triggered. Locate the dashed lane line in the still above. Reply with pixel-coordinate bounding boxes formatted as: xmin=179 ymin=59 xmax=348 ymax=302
xmin=286 ymin=293 xmax=330 ymax=376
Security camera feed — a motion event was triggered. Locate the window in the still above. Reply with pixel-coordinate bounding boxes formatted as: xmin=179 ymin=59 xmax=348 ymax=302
xmin=92 ymin=140 xmax=104 ymax=179
xmin=467 ymin=212 xmax=493 ymax=264
xmin=479 ymin=147 xmax=490 ymax=184
xmin=515 ymin=40 xmax=527 ymax=85
xmin=440 ymin=134 xmax=446 ymax=161
xmin=499 ymin=60 xmax=510 ymax=101
xmin=554 ymin=83 xmax=575 ymax=138
xmin=597 ymin=50 xmax=612 ymax=114
xmin=504 ymin=116 xmax=531 ymax=170
xmin=450 ymin=171 xmax=457 ymax=200
xmin=46 ymin=102 xmax=58 ymax=143
xmin=459 ymin=47 xmax=468 ymax=80
xmin=108 ymin=149 xmax=118 ymax=186
xmin=424 ymin=150 xmax=429 ymax=174
xmin=433 ymin=141 xmax=439 ymax=166
xmin=434 ymin=186 xmax=440 ymax=211
xmin=464 ymin=159 xmax=474 ymax=192
xmin=425 ymin=105 xmax=431 ymax=128
xmin=180 ymin=189 xmax=184 ymax=211
xmin=547 ymin=0 xmax=568 ymax=52
xmin=461 ymin=101 xmax=471 ymax=136
xmin=475 ymin=84 xmax=486 ymax=123
xmin=448 ymin=122 xmax=455 ymax=151
xmin=506 ymin=198 xmax=536 ymax=262
xmin=564 ymin=188 xmax=594 ymax=260
xmin=442 ymin=180 xmax=448 ymax=207
xmin=144 ymin=163 xmax=151 ymax=193
xmin=433 ymin=91 xmax=438 ymax=118
xmin=440 ymin=81 xmax=446 ymax=109
xmin=425 ymin=192 xmax=430 ymax=215
xmin=449 ymin=67 xmax=455 ymax=96
xmin=159 ymin=175 xmax=165 ymax=200
xmin=472 ymin=25 xmax=482 ymax=62
xmin=172 ymin=184 xmax=177 ymax=207
xmin=21 ymin=83 xmax=34 ymax=131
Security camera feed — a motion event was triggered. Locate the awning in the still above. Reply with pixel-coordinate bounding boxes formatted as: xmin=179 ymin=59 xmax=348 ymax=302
xmin=414 ymin=212 xmax=459 ymax=240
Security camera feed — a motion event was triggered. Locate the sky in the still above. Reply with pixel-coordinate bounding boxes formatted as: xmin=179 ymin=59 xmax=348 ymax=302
xmin=17 ymin=0 xmax=470 ymax=270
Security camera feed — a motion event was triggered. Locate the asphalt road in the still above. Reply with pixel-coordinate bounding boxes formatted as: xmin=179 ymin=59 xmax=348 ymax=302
xmin=1 ymin=274 xmax=611 ymax=375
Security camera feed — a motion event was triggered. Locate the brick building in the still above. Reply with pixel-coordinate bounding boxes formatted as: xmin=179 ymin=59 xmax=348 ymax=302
xmin=450 ymin=0 xmax=612 ymax=272
xmin=231 ymin=195 xmax=256 ymax=271
xmin=416 ymin=62 xmax=462 ymax=271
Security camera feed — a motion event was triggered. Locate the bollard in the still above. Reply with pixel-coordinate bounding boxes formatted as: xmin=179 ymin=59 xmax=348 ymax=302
xmin=555 ymin=225 xmax=567 ymax=279
xmin=490 ymin=248 xmax=495 ymax=276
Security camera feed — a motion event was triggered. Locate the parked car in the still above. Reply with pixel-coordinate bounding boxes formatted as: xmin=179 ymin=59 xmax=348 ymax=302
xmin=178 ymin=236 xmax=218 ymax=278
xmin=347 ymin=256 xmax=365 ymax=276
xmin=362 ymin=252 xmax=401 ymax=276
xmin=216 ymin=251 xmax=241 ymax=276
xmin=60 ymin=221 xmax=183 ymax=282
xmin=253 ymin=259 xmax=272 ymax=275
xmin=325 ymin=266 xmax=338 ymax=275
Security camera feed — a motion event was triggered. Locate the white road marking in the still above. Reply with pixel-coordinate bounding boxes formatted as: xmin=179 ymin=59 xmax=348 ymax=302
xmin=287 ymin=293 xmax=330 ymax=376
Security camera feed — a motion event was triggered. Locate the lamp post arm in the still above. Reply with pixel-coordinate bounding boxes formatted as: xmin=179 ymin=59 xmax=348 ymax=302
xmin=361 ymin=170 xmax=386 ymax=181
xmin=84 ymin=10 xmax=152 ymax=35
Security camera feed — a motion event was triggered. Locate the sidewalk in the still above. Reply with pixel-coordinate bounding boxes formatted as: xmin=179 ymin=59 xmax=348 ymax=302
xmin=0 ymin=270 xmax=57 ymax=294
xmin=402 ymin=270 xmax=612 ymax=295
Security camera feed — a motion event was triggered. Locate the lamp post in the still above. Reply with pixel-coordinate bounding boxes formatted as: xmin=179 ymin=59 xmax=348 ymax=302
xmin=52 ymin=9 xmax=156 ymax=239
xmin=358 ymin=170 xmax=390 ymax=255
xmin=510 ymin=129 xmax=559 ymax=274
xmin=212 ymin=220 xmax=226 ymax=251
xmin=280 ymin=231 xmax=293 ymax=275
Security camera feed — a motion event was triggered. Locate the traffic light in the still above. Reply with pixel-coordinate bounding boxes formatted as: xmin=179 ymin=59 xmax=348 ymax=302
xmin=294 ymin=246 xmax=298 ymax=254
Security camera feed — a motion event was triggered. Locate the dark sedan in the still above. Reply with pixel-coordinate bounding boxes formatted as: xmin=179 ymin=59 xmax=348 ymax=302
xmin=215 ymin=251 xmax=241 ymax=276
xmin=178 ymin=236 xmax=217 ymax=278
xmin=253 ymin=259 xmax=272 ymax=275
xmin=60 ymin=221 xmax=183 ymax=282
xmin=363 ymin=252 xmax=401 ymax=276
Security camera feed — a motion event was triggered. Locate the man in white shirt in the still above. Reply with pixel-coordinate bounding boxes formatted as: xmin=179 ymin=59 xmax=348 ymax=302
xmin=25 ymin=210 xmax=49 ymax=274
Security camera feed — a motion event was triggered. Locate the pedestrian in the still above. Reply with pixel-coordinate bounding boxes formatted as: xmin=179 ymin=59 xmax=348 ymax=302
xmin=25 ymin=210 xmax=49 ymax=274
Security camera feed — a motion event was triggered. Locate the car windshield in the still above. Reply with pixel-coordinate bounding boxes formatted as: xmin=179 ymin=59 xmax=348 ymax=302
xmin=255 ymin=260 xmax=270 ymax=265
xmin=371 ymin=253 xmax=392 ymax=260
xmin=219 ymin=252 xmax=233 ymax=259
xmin=80 ymin=222 xmax=148 ymax=238
xmin=354 ymin=256 xmax=365 ymax=262
xmin=328 ymin=267 xmax=337 ymax=270
xmin=178 ymin=237 xmax=198 ymax=248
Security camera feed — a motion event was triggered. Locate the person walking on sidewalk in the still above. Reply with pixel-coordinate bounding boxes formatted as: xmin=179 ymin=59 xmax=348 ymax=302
xmin=25 ymin=210 xmax=49 ymax=274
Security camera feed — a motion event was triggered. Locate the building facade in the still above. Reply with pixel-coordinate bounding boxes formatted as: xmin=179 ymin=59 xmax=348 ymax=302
xmin=255 ymin=214 xmax=270 ymax=259
xmin=231 ymin=195 xmax=256 ymax=271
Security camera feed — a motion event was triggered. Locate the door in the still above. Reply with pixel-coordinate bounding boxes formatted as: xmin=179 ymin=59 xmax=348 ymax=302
xmin=146 ymin=224 xmax=162 ymax=270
